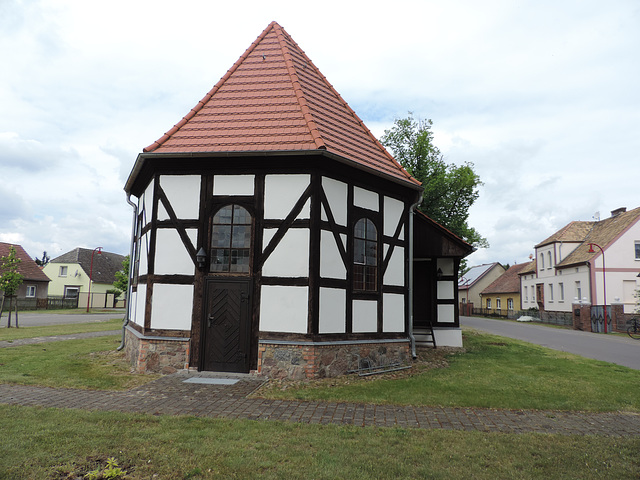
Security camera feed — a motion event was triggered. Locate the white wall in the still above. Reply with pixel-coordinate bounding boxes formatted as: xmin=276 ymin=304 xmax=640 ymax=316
xmin=321 ymin=177 xmax=347 ymax=226
xmin=262 ymin=228 xmax=309 ymax=277
xmin=353 ymin=186 xmax=378 ymax=211
xmin=158 ymin=175 xmax=200 ymax=220
xmin=260 ymin=285 xmax=308 ymax=333
xmin=154 ymin=229 xmax=197 ymax=275
xmin=150 ymin=284 xmax=193 ymax=330
xmin=213 ymin=175 xmax=254 ymax=196
xmin=319 ymin=287 xmax=346 ymax=333
xmin=353 ymin=300 xmax=377 ymax=333
xmin=264 ymin=174 xmax=310 ymax=219
xmin=320 ymin=231 xmax=346 ymax=279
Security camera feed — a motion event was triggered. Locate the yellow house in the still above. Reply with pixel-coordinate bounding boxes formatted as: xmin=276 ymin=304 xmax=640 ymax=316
xmin=479 ymin=263 xmax=531 ymax=316
xmin=43 ymin=248 xmax=126 ymax=308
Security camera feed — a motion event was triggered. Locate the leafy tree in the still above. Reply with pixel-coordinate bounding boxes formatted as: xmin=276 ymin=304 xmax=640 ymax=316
xmin=0 ymin=246 xmax=24 ymax=297
xmin=380 ymin=113 xmax=488 ymax=249
xmin=112 ymin=255 xmax=130 ymax=297
xmin=0 ymin=246 xmax=24 ymax=327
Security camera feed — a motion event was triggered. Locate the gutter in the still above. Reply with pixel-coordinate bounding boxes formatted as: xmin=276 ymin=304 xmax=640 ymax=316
xmin=117 ymin=193 xmax=138 ymax=351
xmin=407 ymin=192 xmax=423 ymax=359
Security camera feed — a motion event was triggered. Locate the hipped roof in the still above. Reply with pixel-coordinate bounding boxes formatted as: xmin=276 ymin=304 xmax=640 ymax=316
xmin=131 ymin=21 xmax=418 ymax=190
xmin=51 ymin=248 xmax=126 ymax=284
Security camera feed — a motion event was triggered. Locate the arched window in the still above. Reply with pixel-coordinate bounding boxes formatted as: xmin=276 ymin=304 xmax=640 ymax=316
xmin=210 ymin=204 xmax=252 ymax=273
xmin=353 ymin=218 xmax=377 ymax=291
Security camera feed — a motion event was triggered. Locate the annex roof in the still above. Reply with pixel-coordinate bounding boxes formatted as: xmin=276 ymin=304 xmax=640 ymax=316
xmin=481 ymin=262 xmax=531 ymax=295
xmin=50 ymin=248 xmax=126 ymax=284
xmin=136 ymin=21 xmax=418 ymax=188
xmin=558 ymin=206 xmax=640 ymax=267
xmin=458 ymin=262 xmax=503 ymax=289
xmin=0 ymin=243 xmax=50 ymax=283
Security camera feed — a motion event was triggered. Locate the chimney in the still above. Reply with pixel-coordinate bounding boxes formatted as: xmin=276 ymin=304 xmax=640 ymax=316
xmin=611 ymin=207 xmax=627 ymax=217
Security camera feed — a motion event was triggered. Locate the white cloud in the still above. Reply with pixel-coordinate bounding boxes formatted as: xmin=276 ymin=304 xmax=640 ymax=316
xmin=1 ymin=0 xmax=638 ymax=269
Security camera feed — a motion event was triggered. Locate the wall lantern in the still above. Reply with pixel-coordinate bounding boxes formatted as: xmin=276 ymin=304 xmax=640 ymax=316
xmin=196 ymin=247 xmax=207 ymax=269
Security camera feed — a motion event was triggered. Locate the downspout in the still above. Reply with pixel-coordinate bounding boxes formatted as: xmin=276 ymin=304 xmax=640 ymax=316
xmin=408 ymin=193 xmax=423 ymax=359
xmin=117 ymin=194 xmax=138 ymax=351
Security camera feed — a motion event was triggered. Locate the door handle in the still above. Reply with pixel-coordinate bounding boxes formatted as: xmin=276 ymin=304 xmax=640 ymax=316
xmin=241 ymin=291 xmax=249 ymax=303
xmin=208 ymin=315 xmax=214 ymax=328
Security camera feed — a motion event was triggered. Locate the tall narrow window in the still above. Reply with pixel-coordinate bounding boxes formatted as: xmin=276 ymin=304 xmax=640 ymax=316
xmin=575 ymin=281 xmax=582 ymax=302
xmin=507 ymin=298 xmax=514 ymax=310
xmin=353 ymin=218 xmax=377 ymax=291
xmin=496 ymin=298 xmax=501 ymax=310
xmin=486 ymin=298 xmax=492 ymax=309
xmin=635 ymin=241 xmax=640 ymax=260
xmin=210 ymin=205 xmax=252 ymax=273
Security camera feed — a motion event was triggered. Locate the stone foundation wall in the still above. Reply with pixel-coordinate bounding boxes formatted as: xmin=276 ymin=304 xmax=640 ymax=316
xmin=258 ymin=341 xmax=411 ymax=379
xmin=124 ymin=326 xmax=190 ymax=374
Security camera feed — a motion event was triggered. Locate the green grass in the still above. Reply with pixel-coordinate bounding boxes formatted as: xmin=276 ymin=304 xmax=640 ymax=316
xmin=259 ymin=329 xmax=640 ymax=412
xmin=0 ymin=317 xmax=121 ymax=341
xmin=0 ymin=405 xmax=638 ymax=479
xmin=0 ymin=335 xmax=157 ymax=390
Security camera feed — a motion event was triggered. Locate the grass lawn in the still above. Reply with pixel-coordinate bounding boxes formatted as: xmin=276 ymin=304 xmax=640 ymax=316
xmin=0 ymin=317 xmax=121 ymax=341
xmin=0 ymin=335 xmax=157 ymax=390
xmin=1 ymin=326 xmax=640 ymax=478
xmin=1 ymin=405 xmax=638 ymax=479
xmin=258 ymin=329 xmax=640 ymax=413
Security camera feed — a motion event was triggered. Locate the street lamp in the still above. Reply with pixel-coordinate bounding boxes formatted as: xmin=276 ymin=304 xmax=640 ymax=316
xmin=86 ymin=247 xmax=103 ymax=312
xmin=587 ymin=243 xmax=607 ymax=333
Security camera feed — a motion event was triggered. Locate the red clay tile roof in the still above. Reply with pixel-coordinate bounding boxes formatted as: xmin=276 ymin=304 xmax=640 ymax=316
xmin=481 ymin=262 xmax=531 ymax=295
xmin=0 ymin=243 xmax=50 ymax=282
xmin=143 ymin=21 xmax=418 ymax=187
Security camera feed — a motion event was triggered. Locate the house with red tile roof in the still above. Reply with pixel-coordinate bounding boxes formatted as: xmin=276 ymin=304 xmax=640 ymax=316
xmin=520 ymin=207 xmax=640 ymax=325
xmin=479 ymin=262 xmax=531 ymax=314
xmin=123 ymin=22 xmax=472 ymax=378
xmin=457 ymin=262 xmax=506 ymax=312
xmin=0 ymin=243 xmax=50 ymax=306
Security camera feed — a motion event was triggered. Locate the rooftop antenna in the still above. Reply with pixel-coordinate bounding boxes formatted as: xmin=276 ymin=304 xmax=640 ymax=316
xmin=593 ymin=211 xmax=600 ymax=221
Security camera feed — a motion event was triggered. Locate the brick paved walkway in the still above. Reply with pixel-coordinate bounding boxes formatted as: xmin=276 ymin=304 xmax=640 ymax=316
xmin=1 ymin=371 xmax=639 ymax=436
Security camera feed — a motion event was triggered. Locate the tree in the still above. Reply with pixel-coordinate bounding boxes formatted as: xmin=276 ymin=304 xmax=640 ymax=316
xmin=35 ymin=251 xmax=50 ymax=266
xmin=0 ymin=246 xmax=24 ymax=327
xmin=112 ymin=255 xmax=130 ymax=297
xmin=380 ymin=113 xmax=488 ymax=249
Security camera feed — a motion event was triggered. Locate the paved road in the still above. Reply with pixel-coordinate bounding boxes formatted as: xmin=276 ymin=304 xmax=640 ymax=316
xmin=461 ymin=316 xmax=640 ymax=370
xmin=0 ymin=310 xmax=125 ymax=327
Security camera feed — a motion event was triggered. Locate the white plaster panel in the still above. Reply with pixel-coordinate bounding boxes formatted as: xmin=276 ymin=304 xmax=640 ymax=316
xmin=151 ymin=284 xmax=194 ymax=330
xmin=262 ymin=228 xmax=309 ymax=277
xmin=319 ymin=287 xmax=346 ymax=333
xmin=133 ymin=284 xmax=146 ymax=326
xmin=353 ymin=186 xmax=379 ymax=211
xmin=384 ymin=196 xmax=405 ymax=238
xmin=259 ymin=285 xmax=308 ymax=333
xmin=154 ymin=229 xmax=197 ymax=275
xmin=437 ymin=258 xmax=454 ymax=276
xmin=138 ymin=233 xmax=149 ymax=276
xmin=352 ymin=300 xmax=377 ymax=333
xmin=437 ymin=304 xmax=455 ymax=323
xmin=158 ymin=175 xmax=200 ymax=220
xmin=383 ymin=245 xmax=404 ymax=286
xmin=213 ymin=175 xmax=255 ymax=196
xmin=433 ymin=328 xmax=463 ymax=347
xmin=142 ymin=181 xmax=154 ymax=228
xmin=383 ymin=293 xmax=405 ymax=332
xmin=320 ymin=230 xmax=346 ymax=279
xmin=321 ymin=177 xmax=348 ymax=226
xmin=264 ymin=174 xmax=310 ymax=219
xmin=437 ymin=281 xmax=455 ymax=299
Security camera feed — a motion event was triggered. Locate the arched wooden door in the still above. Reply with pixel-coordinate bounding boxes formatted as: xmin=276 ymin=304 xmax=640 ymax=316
xmin=202 ymin=204 xmax=252 ymax=373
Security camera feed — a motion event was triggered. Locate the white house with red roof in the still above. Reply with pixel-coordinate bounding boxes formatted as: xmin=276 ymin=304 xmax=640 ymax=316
xmin=122 ymin=22 xmax=472 ymax=378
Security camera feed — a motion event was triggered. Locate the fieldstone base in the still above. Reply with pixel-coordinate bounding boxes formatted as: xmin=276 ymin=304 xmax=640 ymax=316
xmin=258 ymin=340 xmax=411 ymax=380
xmin=124 ymin=326 xmax=190 ymax=374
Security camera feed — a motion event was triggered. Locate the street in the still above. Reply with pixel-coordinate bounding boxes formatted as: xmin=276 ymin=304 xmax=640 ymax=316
xmin=461 ymin=316 xmax=639 ymax=370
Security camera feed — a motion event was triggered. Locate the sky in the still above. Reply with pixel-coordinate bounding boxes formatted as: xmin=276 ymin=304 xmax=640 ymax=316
xmin=1 ymin=0 xmax=639 ymax=268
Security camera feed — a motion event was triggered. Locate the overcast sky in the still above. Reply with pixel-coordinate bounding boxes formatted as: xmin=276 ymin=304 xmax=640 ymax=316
xmin=2 ymin=0 xmax=638 ymax=269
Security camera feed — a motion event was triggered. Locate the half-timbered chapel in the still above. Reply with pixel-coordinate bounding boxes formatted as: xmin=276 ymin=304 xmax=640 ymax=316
xmin=123 ymin=22 xmax=472 ymax=379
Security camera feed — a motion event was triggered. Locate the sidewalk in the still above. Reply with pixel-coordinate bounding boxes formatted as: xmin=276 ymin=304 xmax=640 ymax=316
xmin=1 ymin=371 xmax=639 ymax=436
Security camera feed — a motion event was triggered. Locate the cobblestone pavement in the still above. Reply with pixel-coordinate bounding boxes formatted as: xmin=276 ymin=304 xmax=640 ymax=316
xmin=1 ymin=371 xmax=639 ymax=436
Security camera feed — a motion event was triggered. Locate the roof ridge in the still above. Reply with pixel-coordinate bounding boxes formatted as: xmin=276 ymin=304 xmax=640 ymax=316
xmin=144 ymin=22 xmax=278 ymax=153
xmin=273 ymin=23 xmax=326 ymax=151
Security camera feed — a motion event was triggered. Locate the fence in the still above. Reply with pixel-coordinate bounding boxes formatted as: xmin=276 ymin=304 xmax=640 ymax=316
xmin=469 ymin=306 xmax=573 ymax=327
xmin=2 ymin=294 xmax=124 ymax=311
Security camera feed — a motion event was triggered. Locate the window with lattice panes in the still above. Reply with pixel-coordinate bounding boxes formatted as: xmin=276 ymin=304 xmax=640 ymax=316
xmin=353 ymin=218 xmax=378 ymax=291
xmin=210 ymin=205 xmax=252 ymax=273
